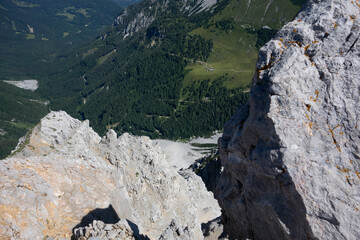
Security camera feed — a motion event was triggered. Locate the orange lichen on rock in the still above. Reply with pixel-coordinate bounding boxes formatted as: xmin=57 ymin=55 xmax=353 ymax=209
xmin=310 ymin=90 xmax=320 ymax=102
xmin=328 ymin=124 xmax=341 ymax=152
xmin=336 ymin=166 xmax=349 ymax=173
xmin=0 ymin=204 xmax=29 ymax=230
xmin=41 ymin=201 xmax=74 ymax=239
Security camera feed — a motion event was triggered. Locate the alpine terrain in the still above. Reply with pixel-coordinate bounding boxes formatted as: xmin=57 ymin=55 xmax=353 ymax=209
xmin=0 ymin=0 xmax=359 ymax=239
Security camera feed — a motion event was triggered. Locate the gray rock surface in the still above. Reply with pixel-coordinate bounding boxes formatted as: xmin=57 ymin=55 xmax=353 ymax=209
xmin=190 ymin=150 xmax=222 ymax=196
xmin=0 ymin=111 xmax=220 ymax=239
xmin=217 ymin=0 xmax=360 ymax=239
xmin=218 ymin=0 xmax=360 ymax=240
xmin=158 ymin=219 xmax=193 ymax=240
xmin=74 ymin=219 xmax=136 ymax=240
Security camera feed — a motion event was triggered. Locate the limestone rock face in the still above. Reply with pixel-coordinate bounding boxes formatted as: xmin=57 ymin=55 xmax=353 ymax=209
xmin=0 ymin=111 xmax=220 ymax=239
xmin=217 ymin=0 xmax=360 ymax=239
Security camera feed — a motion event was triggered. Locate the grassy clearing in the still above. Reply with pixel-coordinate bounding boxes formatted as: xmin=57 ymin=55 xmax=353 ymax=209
xmin=97 ymin=50 xmax=116 ymax=65
xmin=25 ymin=33 xmax=35 ymax=39
xmin=77 ymin=8 xmax=90 ymax=18
xmin=56 ymin=12 xmax=76 ymax=21
xmin=63 ymin=32 xmax=69 ymax=38
xmin=11 ymin=0 xmax=38 ymax=8
xmin=184 ymin=25 xmax=257 ymax=89
xmin=183 ymin=0 xmax=303 ymax=90
xmin=11 ymin=21 xmax=16 ymax=31
xmin=83 ymin=47 xmax=99 ymax=58
xmin=0 ymin=4 xmax=8 ymax=10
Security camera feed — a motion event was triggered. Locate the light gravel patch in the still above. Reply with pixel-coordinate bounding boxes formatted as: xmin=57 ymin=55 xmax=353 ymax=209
xmin=155 ymin=132 xmax=222 ymax=169
xmin=3 ymin=80 xmax=38 ymax=91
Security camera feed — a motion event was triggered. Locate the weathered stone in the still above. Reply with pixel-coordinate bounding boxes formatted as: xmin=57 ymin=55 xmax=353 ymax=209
xmin=216 ymin=0 xmax=360 ymax=239
xmin=107 ymin=229 xmax=120 ymax=239
xmin=158 ymin=219 xmax=194 ymax=240
xmin=0 ymin=111 xmax=220 ymax=239
xmin=104 ymin=224 xmax=113 ymax=231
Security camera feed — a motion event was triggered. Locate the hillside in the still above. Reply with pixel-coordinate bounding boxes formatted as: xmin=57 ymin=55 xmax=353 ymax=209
xmin=0 ymin=0 xmax=122 ymax=159
xmin=0 ymin=0 xmax=121 ymax=79
xmin=0 ymin=81 xmax=48 ymax=159
xmin=111 ymin=0 xmax=142 ymax=8
xmin=39 ymin=0 xmax=305 ymax=141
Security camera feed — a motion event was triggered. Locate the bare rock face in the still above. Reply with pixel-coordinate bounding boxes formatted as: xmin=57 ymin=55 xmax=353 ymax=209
xmin=0 ymin=111 xmax=220 ymax=239
xmin=114 ymin=0 xmax=217 ymax=38
xmin=217 ymin=0 xmax=360 ymax=239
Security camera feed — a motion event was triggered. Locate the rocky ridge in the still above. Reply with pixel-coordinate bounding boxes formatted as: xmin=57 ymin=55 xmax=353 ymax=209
xmin=114 ymin=0 xmax=217 ymax=38
xmin=0 ymin=111 xmax=220 ymax=239
xmin=217 ymin=0 xmax=360 ymax=239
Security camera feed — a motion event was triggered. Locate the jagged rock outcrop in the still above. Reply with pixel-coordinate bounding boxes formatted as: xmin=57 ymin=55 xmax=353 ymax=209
xmin=0 ymin=111 xmax=220 ymax=239
xmin=217 ymin=0 xmax=360 ymax=239
xmin=190 ymin=151 xmax=222 ymax=195
xmin=114 ymin=0 xmax=217 ymax=38
xmin=158 ymin=219 xmax=194 ymax=240
xmin=74 ymin=219 xmax=136 ymax=240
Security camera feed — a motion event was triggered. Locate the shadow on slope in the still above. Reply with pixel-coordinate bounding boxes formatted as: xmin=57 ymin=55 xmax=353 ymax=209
xmin=71 ymin=204 xmax=150 ymax=240
xmin=216 ymin=72 xmax=317 ymax=239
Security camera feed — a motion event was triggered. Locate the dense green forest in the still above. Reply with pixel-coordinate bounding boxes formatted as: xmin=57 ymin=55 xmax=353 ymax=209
xmin=111 ymin=0 xmax=142 ymax=8
xmin=39 ymin=0 xmax=305 ymax=139
xmin=0 ymin=0 xmax=306 ymax=158
xmin=0 ymin=0 xmax=121 ymax=79
xmin=0 ymin=0 xmax=121 ymax=158
xmin=0 ymin=82 xmax=49 ymax=159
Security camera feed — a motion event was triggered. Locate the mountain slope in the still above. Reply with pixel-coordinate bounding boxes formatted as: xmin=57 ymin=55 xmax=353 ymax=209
xmin=39 ymin=0 xmax=305 ymax=141
xmin=0 ymin=81 xmax=48 ymax=159
xmin=0 ymin=0 xmax=121 ymax=79
xmin=0 ymin=0 xmax=122 ymax=159
xmin=111 ymin=0 xmax=142 ymax=8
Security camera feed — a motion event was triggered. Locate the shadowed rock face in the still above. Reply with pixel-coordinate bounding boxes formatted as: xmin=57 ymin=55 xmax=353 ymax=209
xmin=0 ymin=111 xmax=220 ymax=239
xmin=217 ymin=0 xmax=360 ymax=239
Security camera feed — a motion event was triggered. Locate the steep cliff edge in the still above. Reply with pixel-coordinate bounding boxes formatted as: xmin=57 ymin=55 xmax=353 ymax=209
xmin=217 ymin=0 xmax=360 ymax=239
xmin=0 ymin=111 xmax=220 ymax=239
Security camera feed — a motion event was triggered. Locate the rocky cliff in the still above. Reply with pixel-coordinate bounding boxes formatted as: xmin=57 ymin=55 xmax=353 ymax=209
xmin=0 ymin=111 xmax=220 ymax=239
xmin=217 ymin=0 xmax=360 ymax=239
xmin=114 ymin=0 xmax=217 ymax=38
